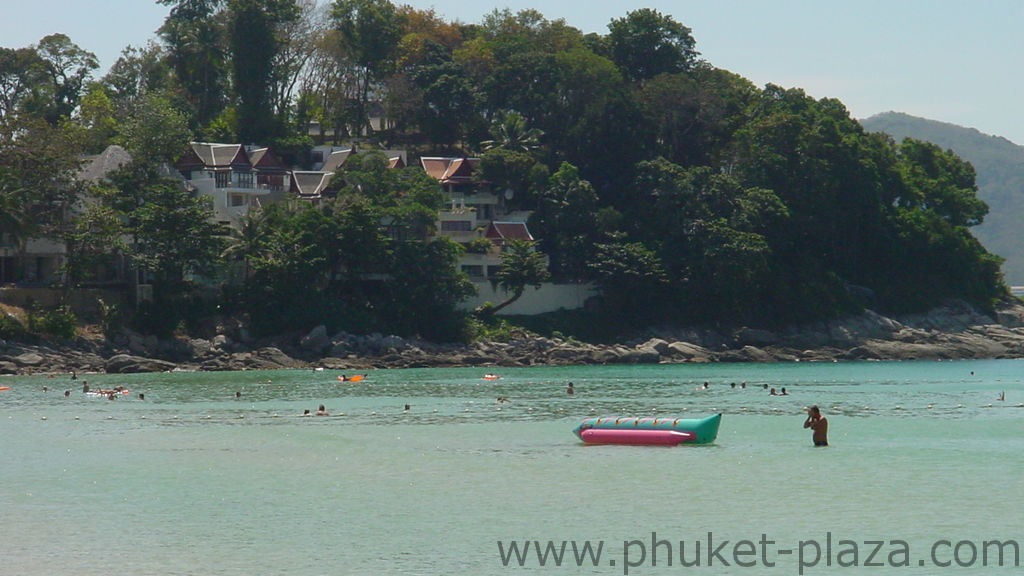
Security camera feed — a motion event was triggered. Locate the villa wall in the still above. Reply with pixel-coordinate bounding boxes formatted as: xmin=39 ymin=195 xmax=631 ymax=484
xmin=457 ymin=282 xmax=598 ymax=315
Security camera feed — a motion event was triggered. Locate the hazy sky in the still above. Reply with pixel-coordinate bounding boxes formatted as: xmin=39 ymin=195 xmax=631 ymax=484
xmin=4 ymin=0 xmax=1022 ymax=144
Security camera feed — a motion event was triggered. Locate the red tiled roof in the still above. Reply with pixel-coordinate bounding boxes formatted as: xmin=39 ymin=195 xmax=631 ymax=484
xmin=485 ymin=221 xmax=534 ymax=242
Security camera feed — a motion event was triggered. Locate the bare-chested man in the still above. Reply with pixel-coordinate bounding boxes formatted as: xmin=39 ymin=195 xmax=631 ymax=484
xmin=803 ymin=405 xmax=828 ymax=447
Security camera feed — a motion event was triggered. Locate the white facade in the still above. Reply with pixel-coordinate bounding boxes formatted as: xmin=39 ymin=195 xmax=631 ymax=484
xmin=457 ymin=282 xmax=599 ymax=315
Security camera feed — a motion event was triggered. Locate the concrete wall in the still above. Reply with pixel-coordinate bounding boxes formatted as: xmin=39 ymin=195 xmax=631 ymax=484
xmin=457 ymin=282 xmax=598 ymax=315
xmin=0 ymin=287 xmax=124 ymax=322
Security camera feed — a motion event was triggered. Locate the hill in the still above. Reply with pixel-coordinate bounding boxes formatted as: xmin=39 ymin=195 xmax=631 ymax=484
xmin=860 ymin=112 xmax=1024 ymax=284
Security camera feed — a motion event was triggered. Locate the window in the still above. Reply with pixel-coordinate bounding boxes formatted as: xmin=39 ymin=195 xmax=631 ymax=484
xmin=441 ymin=220 xmax=473 ymax=232
xmin=235 ymin=171 xmax=253 ymax=188
xmin=461 ymin=265 xmax=484 ymax=278
xmin=259 ymin=174 xmax=285 ymax=191
xmin=215 ymin=171 xmax=231 ymax=188
xmin=230 ymin=194 xmax=246 ymax=207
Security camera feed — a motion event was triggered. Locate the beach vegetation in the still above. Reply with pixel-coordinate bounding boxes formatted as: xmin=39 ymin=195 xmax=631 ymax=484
xmin=0 ymin=2 xmax=1010 ymax=344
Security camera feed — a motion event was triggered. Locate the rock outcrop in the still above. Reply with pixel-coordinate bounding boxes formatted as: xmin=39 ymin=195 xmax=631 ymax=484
xmin=4 ymin=300 xmax=1024 ymax=376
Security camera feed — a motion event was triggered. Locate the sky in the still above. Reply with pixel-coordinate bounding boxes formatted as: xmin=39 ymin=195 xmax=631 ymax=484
xmin=3 ymin=0 xmax=1023 ymax=144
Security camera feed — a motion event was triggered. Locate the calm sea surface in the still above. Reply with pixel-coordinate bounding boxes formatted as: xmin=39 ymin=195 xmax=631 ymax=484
xmin=2 ymin=360 xmax=1022 ymax=575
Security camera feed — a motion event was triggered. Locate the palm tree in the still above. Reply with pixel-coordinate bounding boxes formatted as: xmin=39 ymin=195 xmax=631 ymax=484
xmin=481 ymin=239 xmax=551 ymax=316
xmin=480 ymin=110 xmax=544 ymax=153
xmin=220 ymin=208 xmax=269 ymax=282
xmin=0 ymin=170 xmax=33 ymax=281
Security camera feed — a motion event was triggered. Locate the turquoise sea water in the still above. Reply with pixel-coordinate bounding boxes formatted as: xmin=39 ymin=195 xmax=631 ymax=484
xmin=2 ymin=360 xmax=1022 ymax=575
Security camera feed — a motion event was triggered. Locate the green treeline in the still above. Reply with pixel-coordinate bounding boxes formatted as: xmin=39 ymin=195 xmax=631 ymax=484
xmin=0 ymin=1 xmax=1006 ymax=342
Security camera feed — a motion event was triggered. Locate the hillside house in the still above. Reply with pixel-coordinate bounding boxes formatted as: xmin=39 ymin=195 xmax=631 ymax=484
xmin=174 ymin=143 xmax=289 ymax=225
xmin=420 ymin=156 xmax=539 ymax=282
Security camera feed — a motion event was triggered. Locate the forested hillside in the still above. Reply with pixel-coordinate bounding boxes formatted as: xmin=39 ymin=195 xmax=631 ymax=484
xmin=861 ymin=111 xmax=1024 ymax=284
xmin=0 ymin=1 xmax=1009 ymax=343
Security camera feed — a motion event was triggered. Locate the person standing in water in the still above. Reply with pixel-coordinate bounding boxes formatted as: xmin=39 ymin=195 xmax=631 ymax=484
xmin=566 ymin=382 xmax=575 ymax=395
xmin=803 ymin=405 xmax=828 ymax=446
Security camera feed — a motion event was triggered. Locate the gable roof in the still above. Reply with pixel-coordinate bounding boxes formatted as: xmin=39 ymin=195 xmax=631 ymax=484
xmin=290 ymin=171 xmax=335 ymax=198
xmin=420 ymin=157 xmax=481 ymax=185
xmin=321 ymin=149 xmax=353 ymax=173
xmin=249 ymin=147 xmax=287 ymax=172
xmin=485 ymin=221 xmax=534 ymax=243
xmin=189 ymin=142 xmax=249 ymax=168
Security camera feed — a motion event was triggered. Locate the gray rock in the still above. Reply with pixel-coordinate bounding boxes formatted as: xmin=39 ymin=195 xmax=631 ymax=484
xmin=640 ymin=338 xmax=671 ymax=354
xmin=12 ymin=352 xmax=45 ymax=366
xmin=300 ymin=325 xmax=330 ymax=352
xmin=105 ymin=354 xmax=177 ymax=374
xmin=664 ymin=341 xmax=713 ymax=362
xmin=190 ymin=338 xmax=213 ymax=357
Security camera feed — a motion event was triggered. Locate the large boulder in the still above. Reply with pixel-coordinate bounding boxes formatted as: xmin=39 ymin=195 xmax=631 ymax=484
xmin=105 ymin=354 xmax=177 ymax=374
xmin=300 ymin=325 xmax=330 ymax=352
xmin=663 ymin=341 xmax=713 ymax=362
xmin=11 ymin=352 xmax=45 ymax=367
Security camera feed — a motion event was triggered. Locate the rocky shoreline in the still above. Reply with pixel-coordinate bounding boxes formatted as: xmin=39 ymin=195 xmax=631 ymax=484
xmin=3 ymin=300 xmax=1024 ymax=376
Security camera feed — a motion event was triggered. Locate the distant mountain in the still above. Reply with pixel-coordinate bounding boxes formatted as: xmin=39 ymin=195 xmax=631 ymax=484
xmin=861 ymin=112 xmax=1024 ymax=285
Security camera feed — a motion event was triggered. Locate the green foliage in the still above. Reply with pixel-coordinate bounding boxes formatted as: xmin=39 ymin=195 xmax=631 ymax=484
xmin=157 ymin=0 xmax=229 ymax=127
xmin=480 ymin=110 xmax=543 ymax=153
xmin=28 ymin=306 xmax=77 ymax=340
xmin=464 ymin=238 xmax=493 ymax=254
xmin=607 ymin=8 xmax=698 ymax=82
xmin=227 ymin=0 xmax=300 ymax=143
xmin=862 ymin=112 xmax=1024 ymax=284
xmin=28 ymin=34 xmax=99 ymax=126
xmin=465 ymin=313 xmax=537 ymax=343
xmin=0 ymin=5 xmax=1010 ymax=343
xmin=482 ymin=239 xmax=550 ymax=316
xmin=0 ymin=313 xmax=29 ymax=340
xmin=118 ymin=90 xmax=192 ymax=163
xmin=97 ymin=298 xmax=122 ymax=338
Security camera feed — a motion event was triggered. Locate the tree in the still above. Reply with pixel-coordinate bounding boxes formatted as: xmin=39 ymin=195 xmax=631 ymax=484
xmin=333 ymin=151 xmax=444 ymax=240
xmin=0 ymin=46 xmax=46 ymax=118
xmin=269 ymin=0 xmax=327 ymax=123
xmin=606 ymin=9 xmax=698 ymax=83
xmin=227 ymin=0 xmax=300 ymax=143
xmin=0 ymin=167 xmax=32 ymax=248
xmin=480 ymin=110 xmax=543 ymax=153
xmin=129 ymin=180 xmax=226 ymax=286
xmin=414 ymin=62 xmax=480 ymax=148
xmin=30 ymin=34 xmax=99 ymax=125
xmin=588 ymin=239 xmax=668 ymax=323
xmin=63 ymin=201 xmax=125 ymax=287
xmin=158 ymin=0 xmax=229 ymax=127
xmin=101 ymin=42 xmax=175 ymax=112
xmin=220 ymin=207 xmax=270 ymax=282
xmin=896 ymin=138 xmax=988 ymax=227
xmin=66 ymin=85 xmax=119 ymax=154
xmin=101 ymin=158 xmax=225 ymax=291
xmin=385 ymin=238 xmax=475 ymax=340
xmin=478 ymin=146 xmax=548 ymax=210
xmin=330 ymin=0 xmax=405 ymax=136
xmin=118 ymin=91 xmax=192 ymax=164
xmin=483 ymin=239 xmax=550 ymax=316
xmin=529 ymin=162 xmax=600 ymax=280
xmin=0 ymin=114 xmax=84 ymax=243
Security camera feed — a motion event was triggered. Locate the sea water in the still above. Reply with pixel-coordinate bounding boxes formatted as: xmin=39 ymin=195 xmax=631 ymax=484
xmin=1 ymin=360 xmax=1022 ymax=575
